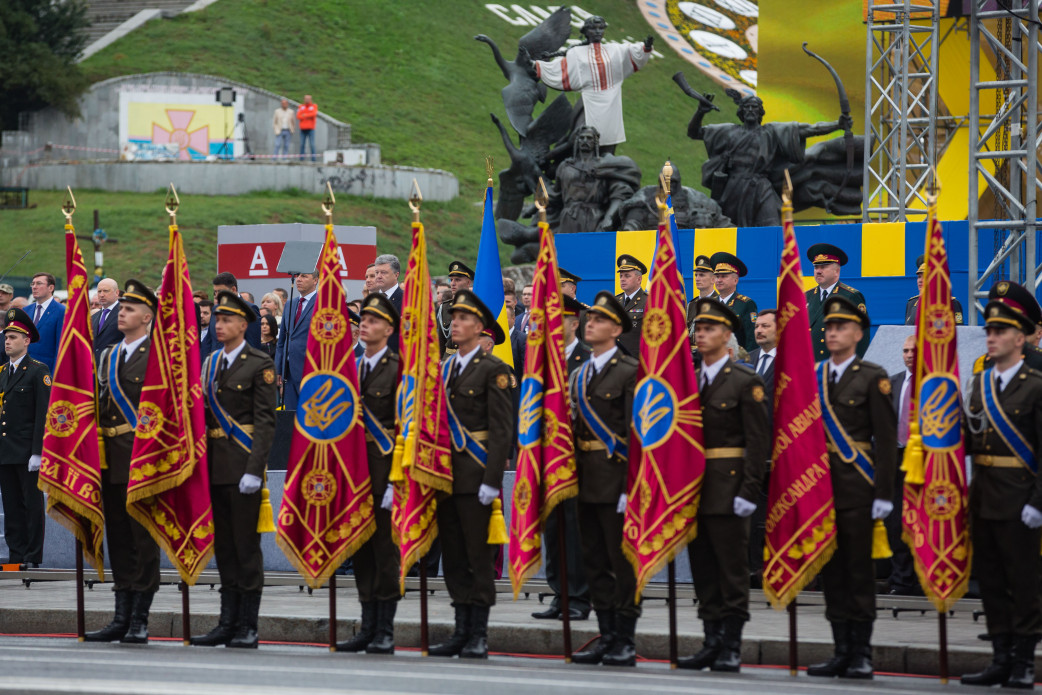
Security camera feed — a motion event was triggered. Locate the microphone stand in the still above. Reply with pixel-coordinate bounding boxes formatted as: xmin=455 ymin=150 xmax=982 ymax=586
xmin=279 ymin=273 xmax=299 ymax=408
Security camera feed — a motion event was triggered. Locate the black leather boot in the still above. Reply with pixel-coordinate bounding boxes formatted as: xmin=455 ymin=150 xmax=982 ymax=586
xmin=602 ymin=613 xmax=636 ymax=667
xmin=429 ymin=604 xmax=471 ymax=657
xmin=365 ymin=601 xmax=397 ymax=655
xmin=336 ymin=601 xmax=377 ymax=652
xmin=961 ymin=634 xmax=1012 ymax=686
xmin=842 ymin=621 xmax=874 ymax=679
xmin=190 ymin=590 xmax=240 ymax=647
xmin=807 ymin=620 xmax=851 ymax=677
xmin=227 ymin=592 xmax=260 ymax=649
xmin=572 ymin=611 xmax=615 ymax=664
xmin=120 ymin=591 xmax=154 ymax=644
xmin=1003 ymin=636 xmax=1037 ymax=689
xmin=84 ymin=590 xmax=133 ymax=642
xmin=678 ymin=620 xmax=723 ymax=670
xmin=710 ymin=616 xmax=744 ymax=672
xmin=460 ymin=605 xmax=490 ymax=659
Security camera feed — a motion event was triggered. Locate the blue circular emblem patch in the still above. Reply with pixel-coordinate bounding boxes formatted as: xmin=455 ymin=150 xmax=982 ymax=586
xmin=918 ymin=374 xmax=961 ymax=450
xmin=517 ymin=376 xmax=544 ymax=447
xmin=633 ymin=376 xmax=677 ymax=450
xmin=295 ymin=371 xmax=358 ymax=442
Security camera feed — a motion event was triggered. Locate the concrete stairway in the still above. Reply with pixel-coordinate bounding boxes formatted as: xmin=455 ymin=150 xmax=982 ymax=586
xmin=83 ymin=0 xmax=201 ymax=45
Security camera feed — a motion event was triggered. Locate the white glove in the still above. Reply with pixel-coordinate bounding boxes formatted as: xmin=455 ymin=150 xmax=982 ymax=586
xmin=616 ymin=494 xmax=627 ymax=514
xmin=238 ymin=473 xmax=262 ymax=495
xmin=871 ymin=499 xmax=894 ymax=520
xmin=381 ymin=484 xmax=393 ymax=511
xmin=1022 ymin=504 xmax=1042 ymax=529
xmin=478 ymin=484 xmax=499 ymax=506
xmin=733 ymin=496 xmax=756 ymax=517
xmin=27 ymin=455 xmax=41 ymax=472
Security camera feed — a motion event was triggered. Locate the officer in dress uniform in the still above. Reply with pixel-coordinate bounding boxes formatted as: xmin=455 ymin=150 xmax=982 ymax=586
xmin=805 ymin=244 xmax=869 ymax=362
xmin=560 ymin=268 xmax=590 ymax=346
xmin=85 ymin=280 xmax=161 ymax=644
xmin=191 ymin=292 xmax=277 ymax=649
xmin=973 ymin=282 xmax=1042 ymax=374
xmin=961 ymin=283 xmax=1042 ymax=689
xmin=437 ymin=261 xmax=474 ymax=357
xmin=687 ymin=255 xmax=720 ymax=346
xmin=614 ymin=255 xmax=647 ymax=357
xmin=336 ymin=294 xmax=401 ymax=654
xmin=807 ymin=296 xmax=896 ymax=681
xmin=570 ymin=291 xmax=641 ymax=667
xmin=904 ymin=255 xmax=963 ymax=326
xmin=429 ymin=289 xmax=514 ymax=660
xmin=0 ymin=308 xmax=49 ymax=568
xmin=710 ymin=252 xmax=758 ymax=352
xmin=679 ymin=298 xmax=768 ymax=673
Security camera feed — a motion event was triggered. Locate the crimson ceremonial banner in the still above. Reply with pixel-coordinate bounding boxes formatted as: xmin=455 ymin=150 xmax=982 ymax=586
xmin=762 ymin=194 xmax=836 ymax=609
xmin=622 ymin=214 xmax=704 ymax=596
xmin=508 ymin=220 xmax=578 ymax=597
xmin=127 ymin=224 xmax=214 ymax=584
xmin=903 ymin=191 xmax=970 ymax=612
xmin=391 ymin=220 xmax=453 ymax=592
xmin=277 ymin=225 xmax=375 ymax=589
xmin=38 ymin=226 xmax=105 ymax=579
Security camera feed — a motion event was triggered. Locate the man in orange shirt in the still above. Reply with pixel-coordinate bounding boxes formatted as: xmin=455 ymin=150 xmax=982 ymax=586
xmin=297 ymin=94 xmax=318 ymax=162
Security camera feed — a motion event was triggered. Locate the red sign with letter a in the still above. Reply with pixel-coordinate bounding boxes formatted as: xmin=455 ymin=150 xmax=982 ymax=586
xmin=218 ymin=242 xmax=374 ymax=279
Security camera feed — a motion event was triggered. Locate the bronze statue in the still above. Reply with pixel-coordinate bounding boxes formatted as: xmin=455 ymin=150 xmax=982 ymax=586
xmin=619 ymin=164 xmax=731 ymax=231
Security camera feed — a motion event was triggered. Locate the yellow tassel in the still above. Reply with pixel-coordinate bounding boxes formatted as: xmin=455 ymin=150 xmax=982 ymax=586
xmin=257 ymin=472 xmax=276 ymax=533
xmin=97 ymin=429 xmax=108 ymax=471
xmin=487 ymin=498 xmax=509 ymax=545
xmin=871 ymin=519 xmax=892 ymax=559
xmin=901 ymin=421 xmax=925 ymax=486
xmin=403 ymin=432 xmax=417 ymax=469
xmin=390 ymin=435 xmax=405 ymax=483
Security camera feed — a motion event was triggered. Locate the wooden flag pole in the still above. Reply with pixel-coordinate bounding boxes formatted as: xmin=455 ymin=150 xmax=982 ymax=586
xmin=788 ymin=602 xmax=798 ymax=676
xmin=180 ymin=582 xmax=191 ymax=645
xmin=329 ymin=573 xmax=337 ymax=652
xmin=938 ymin=612 xmax=949 ymax=684
xmin=419 ymin=555 xmax=429 ymax=656
xmin=556 ymin=506 xmax=573 ymax=663
xmin=75 ymin=540 xmax=85 ymax=641
xmin=667 ymin=561 xmax=678 ymax=668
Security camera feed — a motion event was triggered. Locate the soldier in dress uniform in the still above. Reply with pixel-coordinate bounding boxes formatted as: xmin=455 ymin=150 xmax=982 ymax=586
xmin=336 ymin=294 xmax=401 ymax=654
xmin=560 ymin=269 xmax=591 ymax=347
xmin=687 ymin=255 xmax=719 ymax=346
xmin=904 ymin=255 xmax=963 ymax=326
xmin=570 ymin=291 xmax=641 ymax=667
xmin=0 ymin=308 xmax=49 ymax=568
xmin=85 ymin=280 xmax=161 ymax=644
xmin=429 ymin=290 xmax=514 ymax=659
xmin=972 ymin=282 xmax=1042 ymax=374
xmin=807 ymin=296 xmax=896 ymax=680
xmin=436 ymin=261 xmax=474 ymax=357
xmin=679 ymin=298 xmax=768 ymax=673
xmin=191 ymin=292 xmax=278 ymax=649
xmin=710 ymin=252 xmax=758 ymax=352
xmin=961 ymin=283 xmax=1042 ymax=688
xmin=614 ymin=255 xmax=647 ymax=357
xmin=805 ymin=244 xmax=869 ymax=362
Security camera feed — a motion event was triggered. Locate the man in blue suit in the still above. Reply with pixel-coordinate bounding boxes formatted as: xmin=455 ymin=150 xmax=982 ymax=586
xmin=275 ymin=271 xmax=319 ymax=409
xmin=91 ymin=277 xmax=124 ymax=362
xmin=27 ymin=273 xmax=65 ymax=372
xmin=199 ymin=272 xmax=261 ymax=358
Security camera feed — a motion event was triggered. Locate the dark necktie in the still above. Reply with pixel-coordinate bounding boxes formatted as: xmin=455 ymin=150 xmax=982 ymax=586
xmin=829 ymin=369 xmax=838 ymax=386
xmin=449 ymin=360 xmax=461 ymax=389
xmin=33 ymin=303 xmax=43 ymax=325
xmin=360 ymin=361 xmax=371 ymax=383
xmin=295 ymin=297 xmax=306 ymax=324
xmin=100 ymin=307 xmax=109 ymax=327
xmin=217 ymin=356 xmax=227 ymax=382
xmin=757 ymin=353 xmax=772 ymax=376
xmin=996 ymin=374 xmax=1003 ymax=392
xmin=820 ymin=288 xmax=828 ymax=303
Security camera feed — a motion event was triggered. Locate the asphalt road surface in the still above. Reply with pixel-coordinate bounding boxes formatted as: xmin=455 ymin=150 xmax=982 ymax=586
xmin=0 ymin=636 xmax=963 ymax=695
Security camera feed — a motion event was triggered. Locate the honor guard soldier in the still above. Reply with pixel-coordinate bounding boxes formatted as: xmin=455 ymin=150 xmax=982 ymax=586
xmin=86 ymin=281 xmax=161 ymax=644
xmin=436 ymin=261 xmax=474 ymax=357
xmin=808 ymin=296 xmax=896 ymax=680
xmin=680 ymin=298 xmax=768 ymax=673
xmin=904 ymin=255 xmax=964 ymax=326
xmin=805 ymin=244 xmax=869 ymax=361
xmin=192 ymin=292 xmax=278 ymax=649
xmin=615 ymin=255 xmax=647 ymax=357
xmin=560 ymin=269 xmax=591 ymax=347
xmin=570 ymin=291 xmax=640 ymax=667
xmin=430 ymin=290 xmax=514 ymax=659
xmin=0 ymin=308 xmax=50 ymax=568
xmin=961 ymin=283 xmax=1042 ymax=689
xmin=973 ymin=281 xmax=1042 ymax=374
xmin=687 ymin=254 xmax=719 ymax=345
xmin=710 ymin=252 xmax=758 ymax=352
xmin=336 ymin=294 xmax=401 ymax=654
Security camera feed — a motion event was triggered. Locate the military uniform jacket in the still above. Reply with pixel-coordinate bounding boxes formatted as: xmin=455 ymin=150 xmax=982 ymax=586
xmin=566 ymin=342 xmax=591 ymax=375
xmin=204 ymin=346 xmax=278 ymax=485
xmin=0 ymin=357 xmax=49 ymax=466
xmin=361 ymin=350 xmax=399 ymax=496
xmin=721 ymin=291 xmax=758 ymax=353
xmin=822 ymin=357 xmax=897 ymax=510
xmin=975 ymin=343 xmax=1042 ymax=375
xmin=684 ymin=291 xmax=720 ymax=326
xmin=966 ymin=366 xmax=1042 ymax=520
xmin=615 ymin=288 xmax=646 ymax=357
xmin=572 ymin=351 xmax=637 ymax=504
xmin=446 ymin=350 xmax=514 ymax=495
xmin=904 ymin=294 xmax=964 ymax=326
xmin=97 ymin=339 xmax=150 ymax=484
xmin=806 ymin=283 xmax=869 ymax=361
xmin=699 ymin=360 xmax=769 ymax=515
xmin=436 ymin=301 xmax=458 ymax=356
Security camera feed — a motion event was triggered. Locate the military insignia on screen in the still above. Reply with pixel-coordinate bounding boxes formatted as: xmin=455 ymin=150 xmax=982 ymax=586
xmin=496 ymin=373 xmax=510 ymax=390
xmin=752 ymin=385 xmax=765 ymax=403
xmin=262 ymin=369 xmax=275 ymax=385
xmin=878 ymin=378 xmax=891 ymax=396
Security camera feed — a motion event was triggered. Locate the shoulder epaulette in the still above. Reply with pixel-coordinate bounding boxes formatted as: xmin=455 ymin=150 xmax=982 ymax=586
xmin=618 ymin=354 xmax=639 ymax=367
xmin=730 ymin=361 xmax=756 ymax=376
xmin=972 ymin=354 xmax=987 ymax=374
xmin=735 ymin=294 xmax=751 ymax=302
xmin=907 ymin=294 xmax=920 ymax=302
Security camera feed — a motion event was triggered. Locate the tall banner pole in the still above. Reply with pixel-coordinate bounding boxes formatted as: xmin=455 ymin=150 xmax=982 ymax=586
xmin=75 ymin=540 xmax=85 ymax=641
xmin=419 ymin=557 xmax=429 ymax=656
xmin=667 ymin=561 xmax=678 ymax=668
xmin=328 ymin=573 xmax=337 ymax=652
xmin=555 ymin=506 xmax=572 ymax=663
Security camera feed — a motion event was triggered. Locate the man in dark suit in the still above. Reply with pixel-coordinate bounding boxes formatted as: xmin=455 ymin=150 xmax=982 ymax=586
xmin=884 ymin=334 xmax=918 ymax=596
xmin=514 ymin=283 xmax=533 ymax=335
xmin=614 ymin=255 xmax=647 ymax=357
xmin=373 ymin=254 xmax=402 ymax=351
xmin=0 ymin=308 xmax=50 ymax=567
xmin=91 ymin=278 xmax=124 ymax=364
xmin=26 ymin=272 xmax=65 ymax=372
xmin=710 ymin=253 xmax=758 ymax=353
xmin=275 ymin=271 xmax=319 ymax=409
xmin=200 ymin=273 xmax=262 ymax=357
xmin=805 ymin=244 xmax=869 ymax=361
xmin=746 ymin=308 xmax=777 ymax=589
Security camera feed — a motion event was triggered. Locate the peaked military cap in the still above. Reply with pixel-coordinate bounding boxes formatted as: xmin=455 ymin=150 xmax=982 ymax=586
xmin=616 ymin=254 xmax=648 ymax=275
xmin=694 ymin=255 xmax=714 ymax=273
xmin=915 ymin=254 xmax=926 ymax=275
xmin=348 ymin=308 xmax=361 ymax=327
xmin=447 ymin=260 xmax=474 ymax=279
xmin=807 ymin=243 xmax=848 ymax=266
xmin=121 ymin=278 xmax=158 ymax=314
xmin=693 ymin=297 xmax=739 ymax=331
xmin=562 ymin=294 xmax=584 ymax=318
xmin=586 ymin=291 xmax=632 ymax=332
xmin=988 ymin=280 xmax=1042 ymax=328
xmin=560 ymin=268 xmax=582 ymax=285
xmin=823 ymin=295 xmax=870 ymax=329
xmin=213 ymin=290 xmax=257 ymax=323
xmin=361 ymin=293 xmax=400 ymax=330
xmin=985 ymin=298 xmax=1036 ymax=334
xmin=710 ymin=251 xmax=747 ymax=277
xmin=449 ymin=289 xmax=505 ymax=345
xmin=3 ymin=307 xmax=39 ymax=343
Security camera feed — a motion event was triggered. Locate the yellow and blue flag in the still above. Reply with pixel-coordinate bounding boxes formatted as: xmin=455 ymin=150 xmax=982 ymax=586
xmin=473 ymin=179 xmax=514 ymax=368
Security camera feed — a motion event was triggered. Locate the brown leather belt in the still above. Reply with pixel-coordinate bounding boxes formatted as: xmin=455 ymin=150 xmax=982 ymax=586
xmin=208 ymin=424 xmax=254 ymax=440
xmin=99 ymin=424 xmax=133 ymax=437
xmin=826 ymin=441 xmax=872 ymax=454
xmin=705 ymin=447 xmax=745 ymax=459
xmin=973 ymin=454 xmax=1023 ymax=469
xmin=576 ymin=438 xmax=607 ymax=452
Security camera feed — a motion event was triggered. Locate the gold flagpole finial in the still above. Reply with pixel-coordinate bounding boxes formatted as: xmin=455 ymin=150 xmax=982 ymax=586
xmin=485 ymin=155 xmax=495 ymax=186
xmin=781 ymin=170 xmax=794 ymax=222
xmin=656 ymin=172 xmax=669 ymax=225
xmin=534 ymin=177 xmax=549 ymax=224
xmin=61 ymin=186 xmax=77 ymax=224
xmin=927 ymin=166 xmax=941 ymax=201
xmin=321 ymin=182 xmax=336 ymax=225
xmin=409 ymin=178 xmax=423 ymax=224
xmin=662 ymin=160 xmax=673 ymax=197
xmin=165 ymin=183 xmax=180 ymax=225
